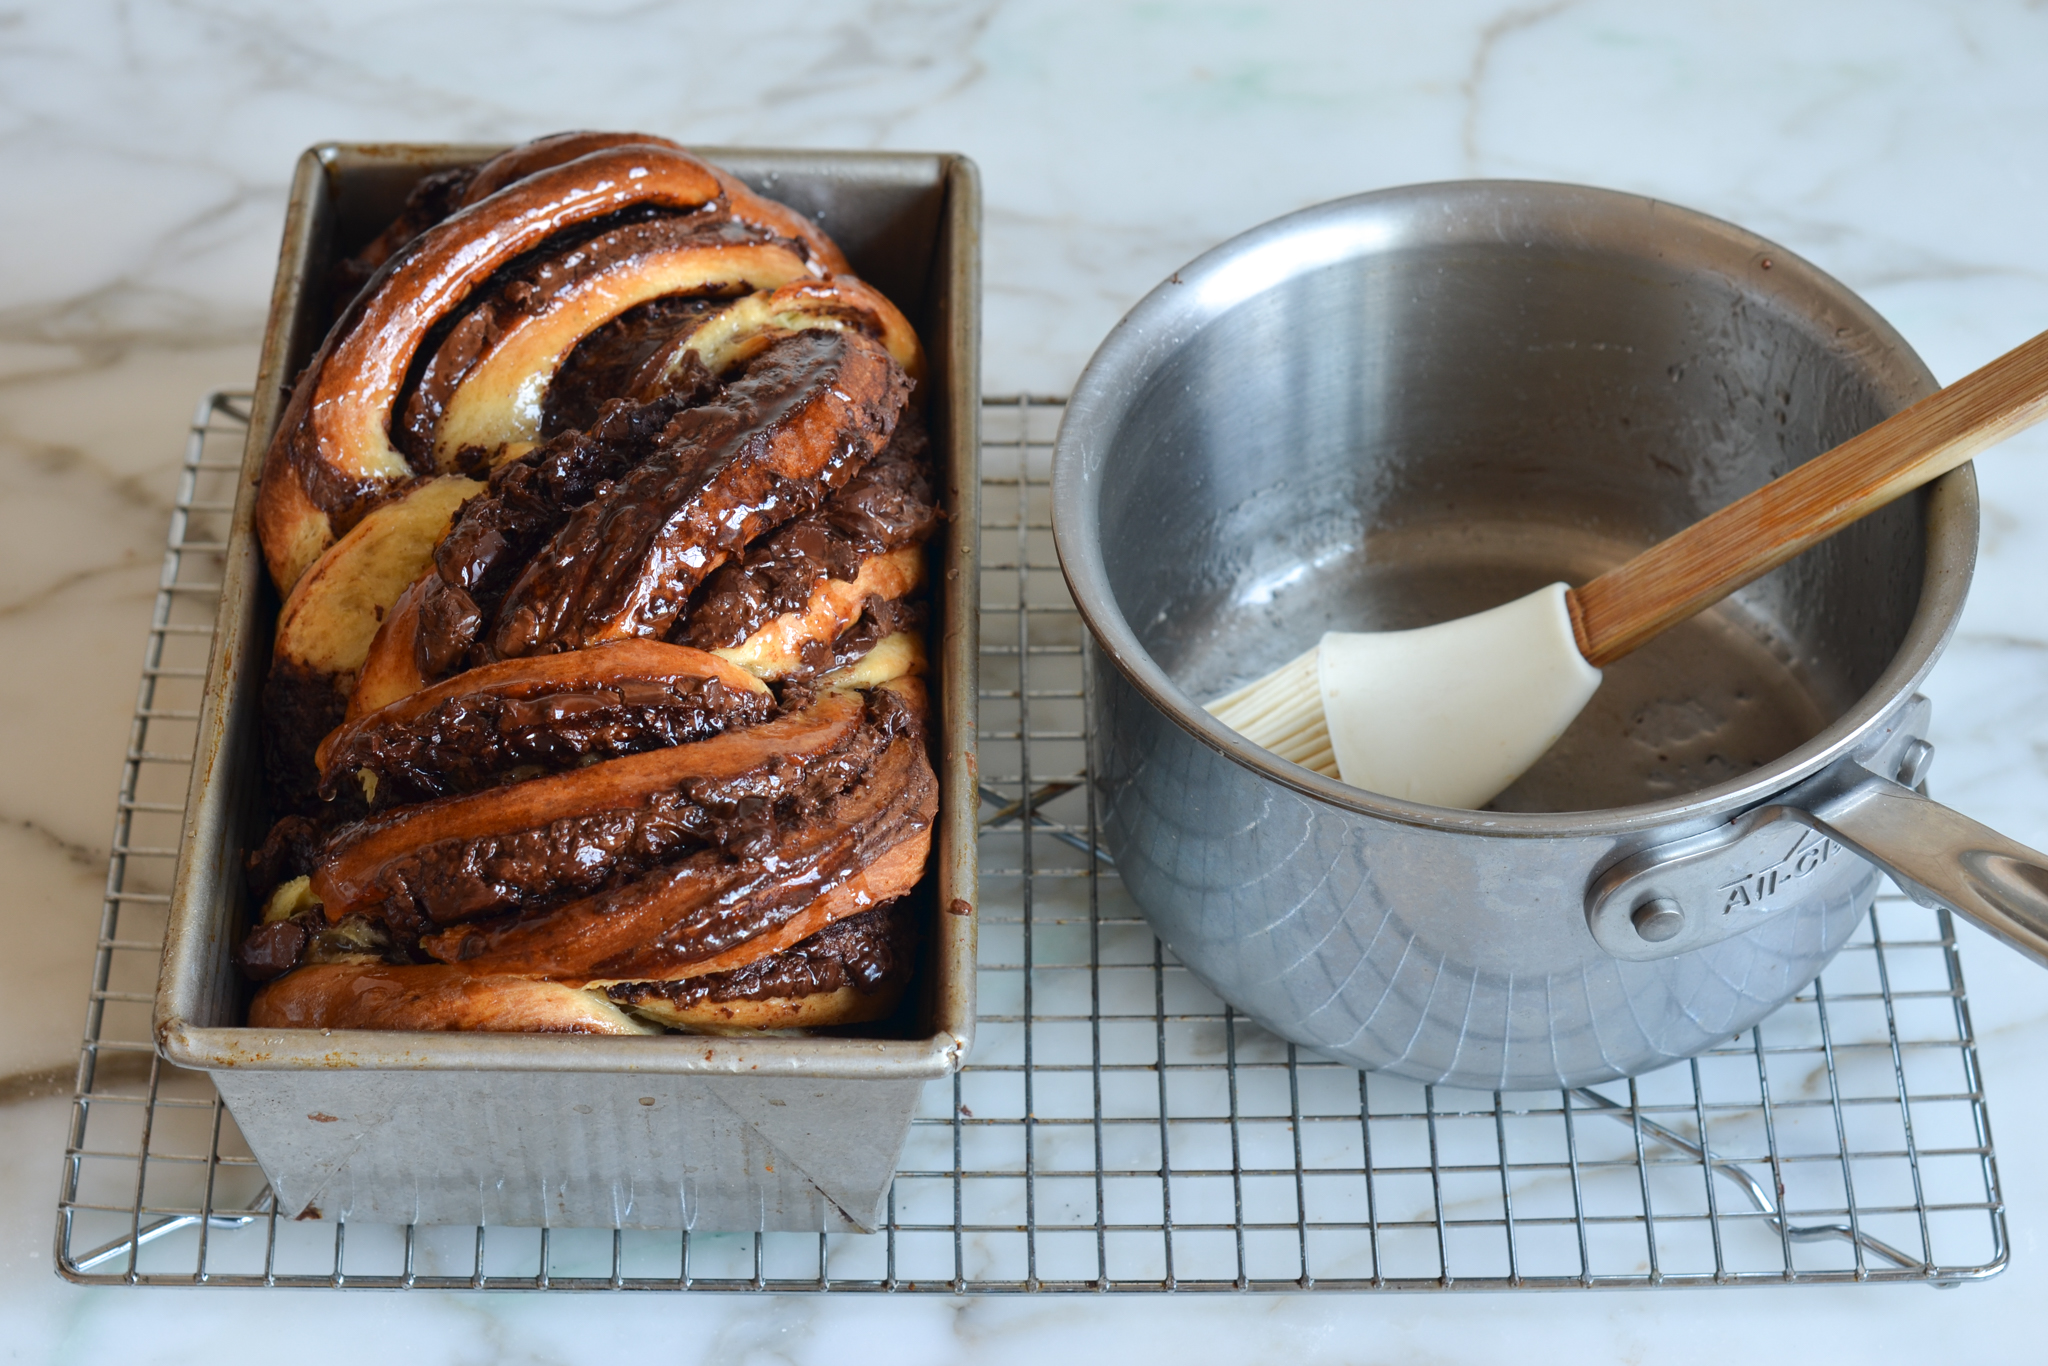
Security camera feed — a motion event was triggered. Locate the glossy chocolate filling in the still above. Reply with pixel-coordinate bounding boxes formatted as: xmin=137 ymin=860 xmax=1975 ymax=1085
xmin=420 ymin=723 xmax=933 ymax=981
xmin=238 ymin=909 xmax=392 ymax=984
xmin=237 ymin=916 xmax=312 ymax=982
xmin=326 ymin=695 xmax=901 ymax=945
xmin=412 ymin=391 xmax=701 ymax=681
xmin=488 ymin=329 xmax=908 ymax=658
xmin=245 ymin=814 xmax=325 ymax=904
xmin=317 ymin=669 xmax=775 ymax=809
xmin=821 ymin=595 xmax=929 ymax=674
xmin=608 ymin=898 xmax=914 ymax=1008
xmin=394 ymin=212 xmax=780 ymax=465
xmin=289 ymin=209 xmax=706 ymax=550
xmin=679 ymin=410 xmax=936 ymax=650
xmin=542 ymin=295 xmax=730 ymax=438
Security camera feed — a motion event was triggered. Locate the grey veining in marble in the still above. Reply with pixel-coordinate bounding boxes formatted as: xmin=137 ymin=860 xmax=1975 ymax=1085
xmin=3 ymin=0 xmax=2047 ymax=1357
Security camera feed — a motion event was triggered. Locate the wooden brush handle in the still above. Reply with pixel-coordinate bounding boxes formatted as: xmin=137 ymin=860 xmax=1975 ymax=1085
xmin=1568 ymin=326 xmax=2048 ymax=668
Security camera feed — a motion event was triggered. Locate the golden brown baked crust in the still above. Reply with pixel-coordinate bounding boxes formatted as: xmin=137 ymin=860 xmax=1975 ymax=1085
xmin=642 ymin=275 xmax=924 ymax=389
xmin=621 ymin=981 xmax=907 ymax=1033
xmin=710 ymin=547 xmax=927 ymax=679
xmin=256 ymin=144 xmax=729 ymax=593
xmin=247 ymin=961 xmax=655 ymax=1034
xmin=418 ymin=234 xmax=816 ymax=470
xmin=274 ymin=477 xmax=483 ymax=681
xmin=261 ymin=477 xmax=482 ymax=810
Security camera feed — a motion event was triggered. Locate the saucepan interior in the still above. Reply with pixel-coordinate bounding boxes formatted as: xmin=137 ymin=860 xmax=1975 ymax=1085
xmin=1061 ymin=181 xmax=1969 ymax=822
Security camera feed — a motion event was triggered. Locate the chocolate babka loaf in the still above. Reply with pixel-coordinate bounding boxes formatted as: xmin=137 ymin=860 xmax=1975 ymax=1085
xmin=240 ymin=133 xmax=939 ymax=1035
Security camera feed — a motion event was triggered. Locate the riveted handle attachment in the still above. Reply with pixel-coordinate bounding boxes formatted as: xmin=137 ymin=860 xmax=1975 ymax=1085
xmin=1813 ymin=780 xmax=2048 ymax=969
xmin=1587 ymin=698 xmax=2048 ymax=968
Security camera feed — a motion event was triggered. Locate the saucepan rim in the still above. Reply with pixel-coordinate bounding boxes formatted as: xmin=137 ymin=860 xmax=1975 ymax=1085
xmin=1050 ymin=178 xmax=1976 ymax=841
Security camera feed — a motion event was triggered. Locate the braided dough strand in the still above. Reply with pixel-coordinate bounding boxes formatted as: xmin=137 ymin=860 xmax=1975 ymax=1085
xmin=258 ymin=144 xmax=729 ymax=592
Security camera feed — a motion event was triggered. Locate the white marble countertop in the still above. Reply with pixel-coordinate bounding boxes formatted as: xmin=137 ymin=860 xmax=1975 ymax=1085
xmin=5 ymin=0 xmax=2048 ymax=1358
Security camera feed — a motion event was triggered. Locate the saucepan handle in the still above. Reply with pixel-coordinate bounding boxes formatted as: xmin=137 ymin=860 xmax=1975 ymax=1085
xmin=1807 ymin=776 xmax=2048 ymax=970
xmin=1586 ymin=698 xmax=2048 ymax=967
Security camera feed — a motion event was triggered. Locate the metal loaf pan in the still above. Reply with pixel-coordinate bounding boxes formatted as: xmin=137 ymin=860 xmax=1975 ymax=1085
xmin=154 ymin=143 xmax=981 ymax=1233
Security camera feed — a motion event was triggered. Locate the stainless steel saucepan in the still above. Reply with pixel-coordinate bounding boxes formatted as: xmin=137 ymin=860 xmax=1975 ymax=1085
xmin=1051 ymin=180 xmax=2048 ymax=1090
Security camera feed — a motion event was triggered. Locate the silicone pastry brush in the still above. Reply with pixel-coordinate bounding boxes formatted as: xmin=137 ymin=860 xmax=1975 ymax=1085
xmin=1207 ymin=325 xmax=2048 ymax=809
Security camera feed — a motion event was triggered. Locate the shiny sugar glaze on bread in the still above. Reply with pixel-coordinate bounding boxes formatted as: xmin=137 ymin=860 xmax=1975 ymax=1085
xmin=242 ymin=133 xmax=937 ymax=1037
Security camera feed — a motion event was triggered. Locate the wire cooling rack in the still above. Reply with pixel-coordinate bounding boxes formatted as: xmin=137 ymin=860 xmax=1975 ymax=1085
xmin=55 ymin=392 xmax=2007 ymax=1291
